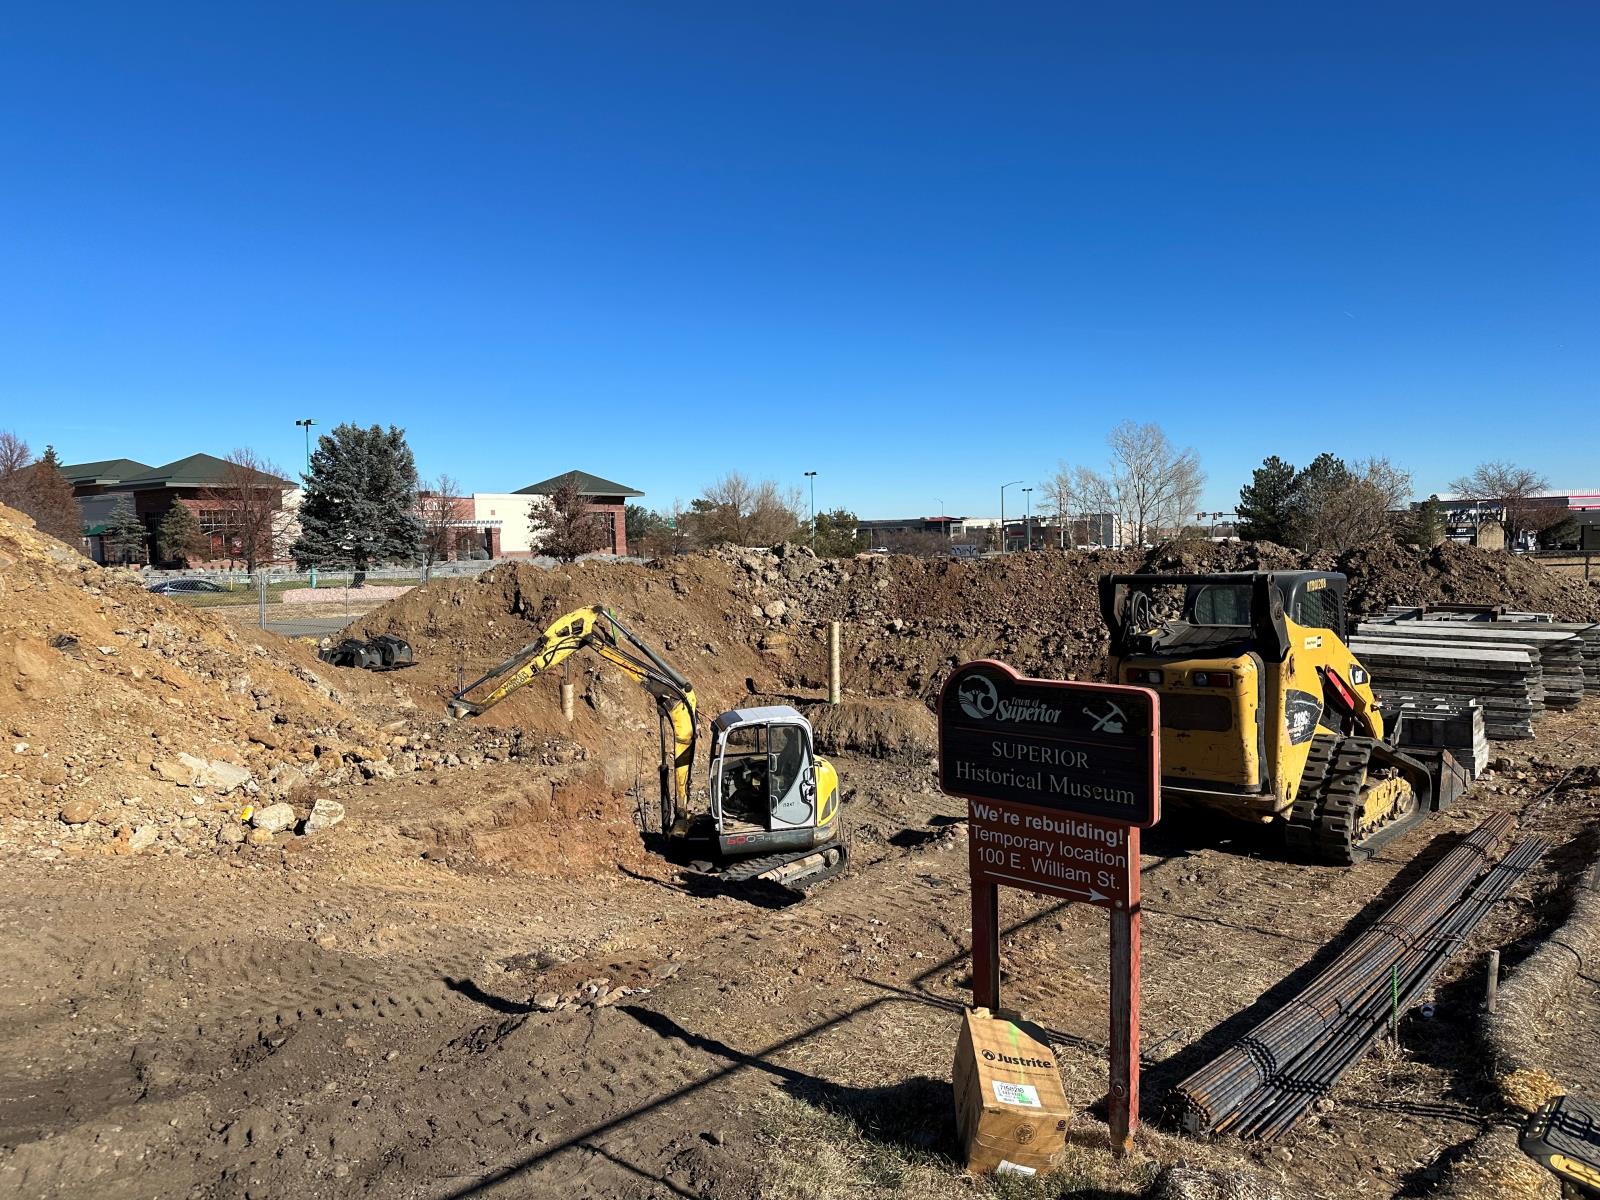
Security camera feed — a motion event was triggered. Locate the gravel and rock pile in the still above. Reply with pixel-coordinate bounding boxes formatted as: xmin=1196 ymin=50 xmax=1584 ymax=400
xmin=0 ymin=504 xmax=409 ymax=860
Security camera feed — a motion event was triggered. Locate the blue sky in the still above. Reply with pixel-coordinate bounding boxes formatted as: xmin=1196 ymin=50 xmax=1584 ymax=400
xmin=1 ymin=3 xmax=1595 ymax=518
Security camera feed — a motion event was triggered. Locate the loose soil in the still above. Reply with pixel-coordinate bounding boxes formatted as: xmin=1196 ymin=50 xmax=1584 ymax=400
xmin=3 ymin=507 xmax=1598 ymax=1200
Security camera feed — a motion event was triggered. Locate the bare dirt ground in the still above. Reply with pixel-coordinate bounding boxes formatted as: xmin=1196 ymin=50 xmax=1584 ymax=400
xmin=3 ymin=505 xmax=1598 ymax=1199
xmin=4 ymin=721 xmax=1596 ymax=1200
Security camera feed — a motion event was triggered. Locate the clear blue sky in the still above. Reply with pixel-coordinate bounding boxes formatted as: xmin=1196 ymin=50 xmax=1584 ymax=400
xmin=1 ymin=3 xmax=1595 ymax=519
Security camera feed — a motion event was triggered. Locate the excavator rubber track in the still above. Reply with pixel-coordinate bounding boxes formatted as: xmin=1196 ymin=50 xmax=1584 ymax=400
xmin=1285 ymin=734 xmax=1432 ymax=865
xmin=690 ymin=839 xmax=849 ymax=891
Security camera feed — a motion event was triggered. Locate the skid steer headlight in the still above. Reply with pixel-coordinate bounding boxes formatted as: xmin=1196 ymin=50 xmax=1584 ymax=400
xmin=1192 ymin=671 xmax=1233 ymax=688
xmin=1128 ymin=669 xmax=1163 ymax=685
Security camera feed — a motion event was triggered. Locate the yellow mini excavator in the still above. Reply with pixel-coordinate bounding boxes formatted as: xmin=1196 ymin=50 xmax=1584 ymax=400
xmin=1100 ymin=571 xmax=1467 ymax=863
xmin=447 ymin=605 xmax=847 ymax=888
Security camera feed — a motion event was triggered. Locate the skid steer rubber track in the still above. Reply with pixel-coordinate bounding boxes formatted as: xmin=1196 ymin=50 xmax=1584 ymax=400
xmin=1285 ymin=735 xmax=1431 ymax=865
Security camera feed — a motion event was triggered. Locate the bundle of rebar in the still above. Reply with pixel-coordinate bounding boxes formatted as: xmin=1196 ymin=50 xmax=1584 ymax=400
xmin=1171 ymin=814 xmax=1547 ymax=1139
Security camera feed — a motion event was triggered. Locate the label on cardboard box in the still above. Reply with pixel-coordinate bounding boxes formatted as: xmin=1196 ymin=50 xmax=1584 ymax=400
xmin=996 ymin=1160 xmax=1037 ymax=1177
xmin=992 ymin=1081 xmax=1041 ymax=1108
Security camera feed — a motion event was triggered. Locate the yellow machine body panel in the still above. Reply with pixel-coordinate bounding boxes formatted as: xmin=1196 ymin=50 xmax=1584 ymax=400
xmin=816 ymin=756 xmax=841 ymax=833
xmin=1112 ymin=654 xmax=1265 ymax=791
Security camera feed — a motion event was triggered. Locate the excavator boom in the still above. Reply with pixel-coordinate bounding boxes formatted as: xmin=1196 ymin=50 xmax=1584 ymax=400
xmin=447 ymin=605 xmax=698 ymax=826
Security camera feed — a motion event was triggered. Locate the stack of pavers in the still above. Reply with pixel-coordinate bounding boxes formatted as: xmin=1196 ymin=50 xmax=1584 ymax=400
xmin=1352 ymin=616 xmax=1586 ymax=740
xmin=1348 ymin=634 xmax=1543 ymax=740
xmin=1377 ymin=606 xmax=1600 ymax=696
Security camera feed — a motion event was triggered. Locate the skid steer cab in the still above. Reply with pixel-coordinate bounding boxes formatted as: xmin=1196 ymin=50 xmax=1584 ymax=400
xmin=694 ymin=706 xmax=842 ymax=865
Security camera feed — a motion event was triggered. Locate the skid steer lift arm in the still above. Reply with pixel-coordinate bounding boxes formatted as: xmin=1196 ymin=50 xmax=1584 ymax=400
xmin=446 ymin=605 xmax=698 ymax=829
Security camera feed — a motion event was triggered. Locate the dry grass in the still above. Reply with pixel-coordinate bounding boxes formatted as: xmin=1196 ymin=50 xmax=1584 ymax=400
xmin=756 ymin=1092 xmax=1183 ymax=1200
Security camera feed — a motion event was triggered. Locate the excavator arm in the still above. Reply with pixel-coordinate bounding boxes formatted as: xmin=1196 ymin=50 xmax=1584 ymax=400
xmin=447 ymin=605 xmax=698 ymax=830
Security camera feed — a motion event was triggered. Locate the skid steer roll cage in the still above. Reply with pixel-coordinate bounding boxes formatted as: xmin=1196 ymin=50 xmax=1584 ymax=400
xmin=1100 ymin=573 xmax=1293 ymax=663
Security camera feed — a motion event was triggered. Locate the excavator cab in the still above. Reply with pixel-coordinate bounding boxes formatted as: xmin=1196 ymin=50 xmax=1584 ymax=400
xmin=704 ymin=707 xmax=841 ymax=859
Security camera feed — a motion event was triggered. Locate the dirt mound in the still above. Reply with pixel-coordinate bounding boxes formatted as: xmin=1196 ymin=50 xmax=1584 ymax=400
xmin=354 ymin=537 xmax=1598 ymax=748
xmin=0 ymin=504 xmax=389 ymax=859
xmin=802 ymin=698 xmax=936 ymax=761
xmin=1336 ymin=538 xmax=1600 ymax=620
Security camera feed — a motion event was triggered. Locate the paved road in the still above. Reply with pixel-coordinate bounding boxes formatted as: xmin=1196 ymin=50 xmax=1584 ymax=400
xmin=262 ymin=613 xmax=356 ymax=639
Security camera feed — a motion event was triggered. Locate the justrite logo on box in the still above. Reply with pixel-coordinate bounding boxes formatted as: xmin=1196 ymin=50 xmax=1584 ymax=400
xmin=980 ymin=1048 xmax=1053 ymax=1070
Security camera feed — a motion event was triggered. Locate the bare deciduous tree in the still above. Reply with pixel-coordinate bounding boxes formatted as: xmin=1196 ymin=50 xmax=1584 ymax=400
xmin=0 ymin=431 xmax=33 ymax=511
xmin=532 ymin=482 xmax=609 ymax=561
xmin=199 ymin=448 xmax=292 ymax=571
xmin=417 ymin=473 xmax=463 ymax=567
xmin=685 ymin=472 xmax=803 ymax=547
xmin=1302 ymin=456 xmax=1411 ymax=552
xmin=1448 ymin=461 xmax=1557 ymax=548
xmin=1059 ymin=423 xmax=1204 ymax=547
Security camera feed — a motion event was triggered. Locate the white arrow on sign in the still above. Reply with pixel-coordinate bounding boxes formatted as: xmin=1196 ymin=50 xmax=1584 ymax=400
xmin=980 ymin=868 xmax=1108 ymax=905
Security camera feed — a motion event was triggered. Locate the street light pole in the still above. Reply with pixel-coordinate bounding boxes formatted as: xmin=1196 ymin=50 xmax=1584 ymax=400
xmin=1022 ymin=487 xmax=1033 ymax=551
xmin=804 ymin=471 xmax=817 ymax=552
xmin=1000 ymin=480 xmax=1022 ymax=554
xmin=294 ymin=418 xmax=317 ymax=474
xmin=935 ymin=497 xmax=945 ymax=540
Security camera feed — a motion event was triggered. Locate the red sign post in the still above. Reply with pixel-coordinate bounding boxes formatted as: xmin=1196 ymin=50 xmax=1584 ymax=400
xmin=939 ymin=660 xmax=1159 ymax=1155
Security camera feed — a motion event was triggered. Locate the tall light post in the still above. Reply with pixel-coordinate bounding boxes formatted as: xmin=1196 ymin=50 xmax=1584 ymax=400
xmin=804 ymin=471 xmax=817 ymax=552
xmin=294 ymin=418 xmax=317 ymax=474
xmin=1022 ymin=487 xmax=1033 ymax=551
xmin=1000 ymin=480 xmax=1022 ymax=554
xmin=935 ymin=497 xmax=945 ymax=540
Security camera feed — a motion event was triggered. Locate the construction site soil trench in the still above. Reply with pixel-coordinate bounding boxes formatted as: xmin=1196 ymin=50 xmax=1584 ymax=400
xmin=2 ymin=501 xmax=1598 ymax=1199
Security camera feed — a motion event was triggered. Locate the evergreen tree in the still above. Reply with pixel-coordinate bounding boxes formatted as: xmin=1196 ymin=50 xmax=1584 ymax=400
xmin=1287 ymin=453 xmax=1352 ymax=549
xmin=25 ymin=446 xmax=84 ymax=545
xmin=1404 ymin=495 xmax=1446 ymax=547
xmin=1235 ymin=456 xmax=1298 ymax=544
xmin=811 ymin=508 xmax=868 ymax=557
xmin=157 ymin=501 xmax=209 ymax=566
xmin=292 ymin=424 xmax=422 ymax=571
xmin=102 ymin=496 xmax=148 ymax=565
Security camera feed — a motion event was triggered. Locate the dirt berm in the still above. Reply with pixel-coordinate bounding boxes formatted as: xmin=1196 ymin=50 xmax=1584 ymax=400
xmin=0 ymin=504 xmax=404 ymax=859
xmin=353 ymin=536 xmax=1600 ymax=742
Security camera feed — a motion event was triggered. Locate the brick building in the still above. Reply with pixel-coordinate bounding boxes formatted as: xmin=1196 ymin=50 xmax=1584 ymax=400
xmin=63 ymin=454 xmax=293 ymax=565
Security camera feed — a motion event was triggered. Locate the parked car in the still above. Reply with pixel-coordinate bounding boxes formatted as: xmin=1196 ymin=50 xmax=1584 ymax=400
xmin=147 ymin=578 xmax=229 ymax=594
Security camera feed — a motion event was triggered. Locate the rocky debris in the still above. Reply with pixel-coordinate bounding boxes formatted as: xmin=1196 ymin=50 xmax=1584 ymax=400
xmin=250 ymin=803 xmax=297 ymax=834
xmin=303 ymin=798 xmax=345 ymax=833
xmin=59 ymin=800 xmax=95 ymax=825
xmin=247 ymin=828 xmax=275 ymax=847
xmin=217 ymin=823 xmax=247 ymax=846
xmin=113 ymin=824 xmax=158 ymax=855
xmin=534 ymin=992 xmax=561 ymax=1012
xmin=156 ymin=753 xmax=253 ymax=793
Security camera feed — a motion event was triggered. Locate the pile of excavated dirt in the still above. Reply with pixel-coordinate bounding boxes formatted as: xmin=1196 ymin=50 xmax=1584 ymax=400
xmin=352 ymin=537 xmax=1600 ymax=749
xmin=0 ymin=504 xmax=402 ymax=861
xmin=1336 ymin=538 xmax=1600 ymax=620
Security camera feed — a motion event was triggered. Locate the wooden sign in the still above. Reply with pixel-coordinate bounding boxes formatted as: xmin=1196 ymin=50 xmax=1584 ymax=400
xmin=939 ymin=660 xmax=1160 ymax=827
xmin=939 ymin=659 xmax=1160 ymax=1157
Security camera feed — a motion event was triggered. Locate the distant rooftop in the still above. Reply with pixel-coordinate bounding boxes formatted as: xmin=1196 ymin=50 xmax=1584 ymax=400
xmin=516 ymin=470 xmax=643 ymax=498
xmin=59 ymin=458 xmax=153 ymax=486
xmin=119 ymin=454 xmax=291 ymax=489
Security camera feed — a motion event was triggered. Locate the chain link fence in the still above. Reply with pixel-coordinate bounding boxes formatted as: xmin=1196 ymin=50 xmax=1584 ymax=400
xmin=149 ymin=559 xmax=501 ymax=640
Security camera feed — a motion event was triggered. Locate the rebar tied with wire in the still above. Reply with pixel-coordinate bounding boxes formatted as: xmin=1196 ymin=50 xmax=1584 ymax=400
xmin=1170 ymin=813 xmax=1546 ymax=1140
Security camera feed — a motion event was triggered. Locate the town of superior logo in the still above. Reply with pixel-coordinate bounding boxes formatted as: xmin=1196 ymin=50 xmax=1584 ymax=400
xmin=958 ymin=674 xmax=999 ymax=720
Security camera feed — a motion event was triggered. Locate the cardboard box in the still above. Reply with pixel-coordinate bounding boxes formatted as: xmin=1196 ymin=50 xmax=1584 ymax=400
xmin=953 ymin=1007 xmax=1071 ymax=1176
